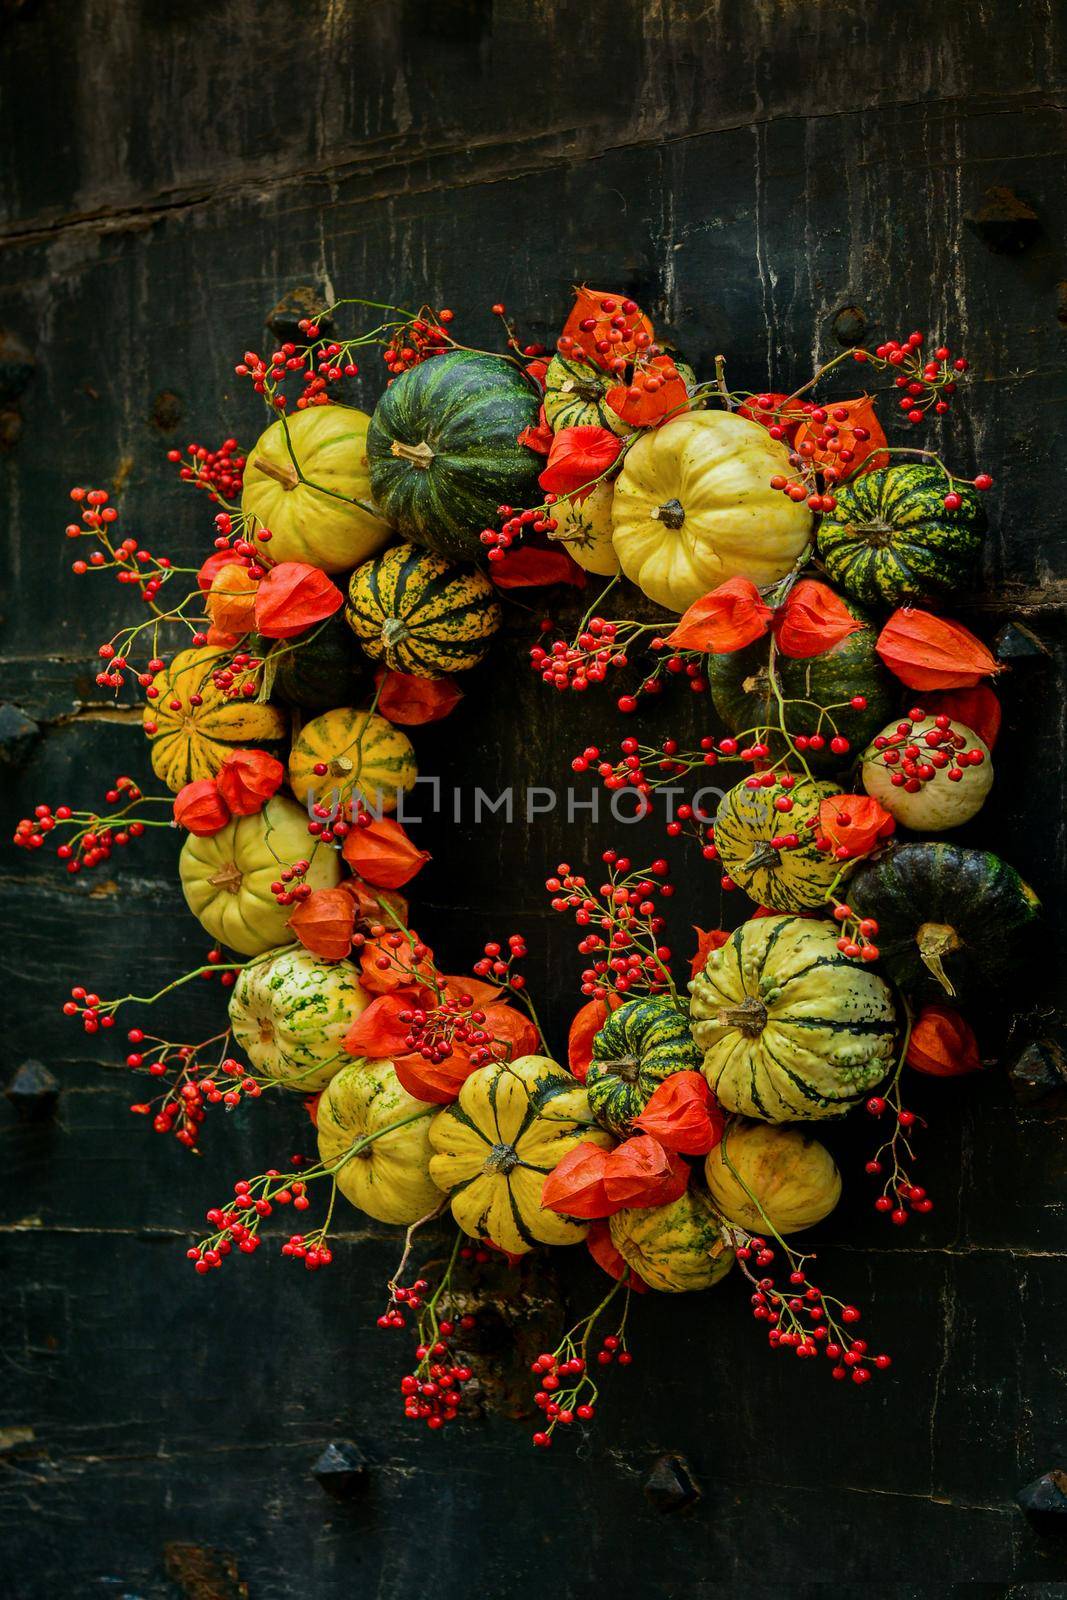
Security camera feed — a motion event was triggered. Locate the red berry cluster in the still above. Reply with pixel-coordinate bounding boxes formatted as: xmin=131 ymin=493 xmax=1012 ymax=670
xmin=269 ymin=859 xmax=313 ymax=908
xmin=235 ymin=335 xmax=358 ymax=412
xmin=209 ymin=650 xmax=266 ymax=701
xmin=529 ymin=615 xmax=644 ymax=692
xmin=67 ymin=487 xmax=173 ymax=602
xmin=481 ymin=498 xmax=560 ymax=561
xmin=556 ymin=294 xmax=654 ymax=373
xmin=873 ymin=331 xmax=966 ymax=427
xmin=399 ymin=1339 xmax=474 ymax=1432
xmin=831 ymin=903 xmax=881 ymax=962
xmin=167 ymin=438 xmax=246 ymax=502
xmin=18 ymin=778 xmax=149 ymax=873
xmin=190 ymin=1172 xmax=312 ymax=1273
xmin=868 ymin=707 xmax=986 ymax=789
xmin=471 ymin=932 xmax=528 ymax=986
xmin=547 ymin=852 xmax=674 ymax=999
xmin=737 ymin=1237 xmax=888 ymax=1385
xmin=864 ymin=1093 xmax=933 ymax=1225
xmin=382 ymin=310 xmax=453 ymax=376
xmin=397 ymin=993 xmax=495 ymax=1068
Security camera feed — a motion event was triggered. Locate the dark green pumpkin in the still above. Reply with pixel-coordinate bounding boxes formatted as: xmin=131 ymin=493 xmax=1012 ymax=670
xmin=847 ymin=842 xmax=1039 ymax=1000
xmin=367 ymin=351 xmax=542 ymax=560
xmin=266 ymin=610 xmax=368 ymax=710
xmin=587 ymin=996 xmax=702 ymax=1136
xmin=817 ymin=465 xmax=985 ymax=607
xmin=708 ymin=591 xmax=893 ymax=763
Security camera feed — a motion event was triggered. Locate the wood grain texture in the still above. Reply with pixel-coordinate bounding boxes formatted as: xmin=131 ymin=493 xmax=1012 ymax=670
xmin=1 ymin=1 xmax=1066 ymax=1593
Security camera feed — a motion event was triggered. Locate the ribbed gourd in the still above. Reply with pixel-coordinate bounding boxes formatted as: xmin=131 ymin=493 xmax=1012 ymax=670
xmin=367 ymin=352 xmax=542 ymax=560
xmin=704 ymin=1120 xmax=842 ymax=1234
xmin=587 ymin=996 xmax=702 ymax=1136
xmin=708 ymin=593 xmax=893 ymax=763
xmin=817 ymin=464 xmax=985 ymax=607
xmin=144 ymin=648 xmax=287 ymax=793
xmin=846 ymin=842 xmax=1040 ymax=1000
xmin=228 ymin=946 xmax=369 ymax=1092
xmin=179 ymin=795 xmax=342 ymax=956
xmin=316 ymin=1060 xmax=440 ymax=1225
xmin=608 ymin=1189 xmax=735 ymax=1293
xmin=610 ymin=411 xmax=813 ymax=613
xmin=287 ymin=707 xmax=417 ymax=815
xmin=345 ymin=542 xmax=501 ymax=677
xmin=689 ymin=914 xmax=898 ymax=1121
xmin=550 ymin=481 xmax=620 ymax=577
xmin=713 ymin=776 xmax=844 ymax=913
xmin=427 ymin=1055 xmax=611 ymax=1254
xmin=240 ymin=405 xmax=393 ymax=574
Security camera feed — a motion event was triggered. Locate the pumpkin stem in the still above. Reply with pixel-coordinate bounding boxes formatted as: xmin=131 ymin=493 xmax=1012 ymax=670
xmin=254 ymin=455 xmax=300 ymax=491
xmin=743 ymin=842 xmax=781 ymax=874
xmin=381 ymin=616 xmax=410 ymax=647
xmin=208 ymin=861 xmax=243 ymax=895
xmin=597 ymin=1053 xmax=640 ymax=1084
xmin=651 ymin=497 xmax=686 ymax=529
xmin=390 ymin=439 xmax=436 ymax=470
xmin=716 ymin=996 xmax=768 ymax=1037
xmin=916 ymin=921 xmax=961 ymax=996
xmin=482 ymin=1142 xmax=519 ymax=1174
xmin=328 ymin=756 xmax=354 ymax=777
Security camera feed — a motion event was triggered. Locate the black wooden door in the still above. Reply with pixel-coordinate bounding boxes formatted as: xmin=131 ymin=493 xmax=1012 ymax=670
xmin=2 ymin=3 xmax=1065 ymax=1594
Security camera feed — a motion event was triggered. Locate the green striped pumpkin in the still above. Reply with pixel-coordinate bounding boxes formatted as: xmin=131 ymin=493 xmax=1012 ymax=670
xmin=229 ymin=945 xmax=368 ymax=1092
xmin=689 ymin=914 xmax=898 ymax=1121
xmin=708 ymin=592 xmax=893 ymax=763
xmin=345 ymin=542 xmax=501 ymax=677
xmin=543 ymin=353 xmax=633 ymax=435
xmin=587 ymin=996 xmax=702 ymax=1136
xmin=609 ymin=1189 xmax=735 ymax=1293
xmin=427 ymin=1055 xmax=612 ymax=1255
xmin=846 ymin=842 xmax=1040 ymax=1000
xmin=367 ymin=351 xmax=542 ymax=561
xmin=714 ymin=776 xmax=844 ymax=913
xmin=817 ymin=464 xmax=985 ymax=606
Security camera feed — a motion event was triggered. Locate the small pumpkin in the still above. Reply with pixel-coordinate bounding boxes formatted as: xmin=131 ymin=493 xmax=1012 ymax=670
xmin=288 ymin=707 xmax=417 ymax=815
xmin=144 ymin=648 xmax=287 ymax=793
xmin=689 ymin=915 xmax=898 ymax=1121
xmin=345 ymin=542 xmax=501 ymax=677
xmin=427 ymin=1055 xmax=611 ymax=1254
xmin=316 ymin=1059 xmax=440 ymax=1225
xmin=611 ymin=411 xmax=813 ymax=613
xmin=862 ymin=717 xmax=993 ymax=831
xmin=587 ymin=996 xmax=702 ymax=1136
xmin=550 ymin=480 xmax=620 ymax=577
xmin=608 ymin=1189 xmax=735 ymax=1293
xmin=713 ymin=776 xmax=845 ymax=913
xmin=846 ymin=841 xmax=1040 ymax=1000
xmin=228 ymin=945 xmax=368 ymax=1092
xmin=543 ymin=353 xmax=633 ymax=436
xmin=179 ymin=795 xmax=342 ymax=956
xmin=817 ymin=464 xmax=985 ymax=607
xmin=708 ymin=593 xmax=894 ymax=763
xmin=367 ymin=351 xmax=542 ymax=561
xmin=266 ymin=609 xmax=369 ymax=711
xmin=704 ymin=1119 xmax=841 ymax=1234
xmin=240 ymin=405 xmax=392 ymax=574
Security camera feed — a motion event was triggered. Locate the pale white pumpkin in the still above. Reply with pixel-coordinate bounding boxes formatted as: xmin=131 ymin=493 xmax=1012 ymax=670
xmin=611 ymin=410 xmax=813 ymax=613
xmin=229 ymin=945 xmax=369 ymax=1092
xmin=179 ymin=795 xmax=341 ymax=956
xmin=241 ymin=405 xmax=393 ymax=573
xmin=317 ymin=1060 xmax=441 ymax=1225
xmin=862 ymin=717 xmax=992 ymax=831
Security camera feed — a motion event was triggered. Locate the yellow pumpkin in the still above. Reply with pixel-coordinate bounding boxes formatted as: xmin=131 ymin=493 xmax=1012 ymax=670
xmin=862 ymin=716 xmax=993 ymax=832
xmin=551 ymin=481 xmax=620 ymax=577
xmin=714 ymin=775 xmax=844 ymax=913
xmin=287 ymin=707 xmax=417 ymax=816
xmin=611 ymin=411 xmax=813 ymax=613
xmin=316 ymin=1060 xmax=440 ymax=1225
xmin=608 ymin=1189 xmax=735 ymax=1293
xmin=179 ymin=794 xmax=341 ymax=956
xmin=241 ymin=405 xmax=393 ymax=574
xmin=143 ymin=648 xmax=286 ymax=794
xmin=427 ymin=1055 xmax=611 ymax=1255
xmin=704 ymin=1120 xmax=842 ymax=1235
xmin=228 ymin=945 xmax=368 ymax=1092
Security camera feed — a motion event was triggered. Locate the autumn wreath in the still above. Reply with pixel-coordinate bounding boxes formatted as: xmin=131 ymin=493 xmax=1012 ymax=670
xmin=14 ymin=288 xmax=1039 ymax=1443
